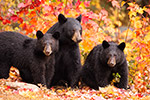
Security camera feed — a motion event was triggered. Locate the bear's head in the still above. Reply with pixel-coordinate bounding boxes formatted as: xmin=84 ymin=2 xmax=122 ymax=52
xmin=58 ymin=14 xmax=82 ymax=44
xmin=36 ymin=30 xmax=60 ymax=56
xmin=101 ymin=40 xmax=126 ymax=67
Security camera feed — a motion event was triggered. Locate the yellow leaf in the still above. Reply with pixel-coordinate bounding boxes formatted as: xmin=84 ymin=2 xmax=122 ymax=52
xmin=128 ymin=11 xmax=137 ymax=18
xmin=143 ymin=6 xmax=147 ymax=10
xmin=121 ymin=1 xmax=126 ymax=7
xmin=136 ymin=8 xmax=144 ymax=14
xmin=128 ymin=2 xmax=134 ymax=6
xmin=144 ymin=31 xmax=150 ymax=41
xmin=134 ymin=21 xmax=142 ymax=29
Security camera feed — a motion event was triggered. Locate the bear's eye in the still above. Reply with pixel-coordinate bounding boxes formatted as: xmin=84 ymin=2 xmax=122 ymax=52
xmin=114 ymin=54 xmax=117 ymax=57
xmin=72 ymin=29 xmax=75 ymax=33
xmin=80 ymin=30 xmax=82 ymax=33
xmin=108 ymin=54 xmax=112 ymax=57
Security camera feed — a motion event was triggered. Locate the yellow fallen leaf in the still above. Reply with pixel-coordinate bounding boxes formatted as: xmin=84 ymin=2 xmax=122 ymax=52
xmin=121 ymin=1 xmax=126 ymax=7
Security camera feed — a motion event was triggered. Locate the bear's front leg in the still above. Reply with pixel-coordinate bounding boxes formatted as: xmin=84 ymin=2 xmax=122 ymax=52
xmin=31 ymin=64 xmax=46 ymax=86
xmin=45 ymin=58 xmax=55 ymax=88
xmin=95 ymin=69 xmax=111 ymax=89
xmin=114 ymin=65 xmax=128 ymax=89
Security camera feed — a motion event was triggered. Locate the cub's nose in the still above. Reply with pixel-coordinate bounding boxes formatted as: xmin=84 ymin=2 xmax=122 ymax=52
xmin=77 ymin=38 xmax=82 ymax=43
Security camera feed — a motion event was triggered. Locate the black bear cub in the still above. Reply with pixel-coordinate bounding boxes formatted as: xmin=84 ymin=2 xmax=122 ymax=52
xmin=0 ymin=30 xmax=59 ymax=87
xmin=81 ymin=40 xmax=128 ymax=89
xmin=47 ymin=14 xmax=82 ymax=87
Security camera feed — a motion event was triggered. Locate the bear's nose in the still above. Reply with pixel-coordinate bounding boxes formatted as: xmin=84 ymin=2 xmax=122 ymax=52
xmin=109 ymin=62 xmax=116 ymax=67
xmin=77 ymin=38 xmax=82 ymax=43
xmin=45 ymin=50 xmax=52 ymax=56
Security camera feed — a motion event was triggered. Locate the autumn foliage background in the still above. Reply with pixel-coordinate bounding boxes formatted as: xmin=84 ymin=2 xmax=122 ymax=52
xmin=0 ymin=0 xmax=150 ymax=99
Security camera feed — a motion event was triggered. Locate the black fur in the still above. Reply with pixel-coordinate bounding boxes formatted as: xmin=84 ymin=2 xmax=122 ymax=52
xmin=0 ymin=31 xmax=59 ymax=88
xmin=46 ymin=14 xmax=82 ymax=87
xmin=81 ymin=40 xmax=128 ymax=89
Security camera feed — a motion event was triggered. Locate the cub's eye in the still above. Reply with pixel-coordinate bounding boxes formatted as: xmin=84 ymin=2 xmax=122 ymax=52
xmin=108 ymin=54 xmax=112 ymax=57
xmin=80 ymin=30 xmax=82 ymax=33
xmin=72 ymin=29 xmax=75 ymax=33
xmin=114 ymin=54 xmax=117 ymax=57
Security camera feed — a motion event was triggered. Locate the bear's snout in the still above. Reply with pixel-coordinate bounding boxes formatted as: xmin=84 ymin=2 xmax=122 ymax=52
xmin=43 ymin=44 xmax=52 ymax=56
xmin=72 ymin=31 xmax=82 ymax=43
xmin=107 ymin=56 xmax=116 ymax=67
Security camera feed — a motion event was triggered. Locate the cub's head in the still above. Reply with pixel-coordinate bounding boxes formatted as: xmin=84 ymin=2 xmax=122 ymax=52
xmin=36 ymin=30 xmax=60 ymax=56
xmin=58 ymin=14 xmax=82 ymax=44
xmin=101 ymin=40 xmax=126 ymax=67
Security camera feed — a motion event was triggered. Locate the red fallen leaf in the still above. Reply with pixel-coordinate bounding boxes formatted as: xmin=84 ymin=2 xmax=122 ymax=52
xmin=136 ymin=93 xmax=143 ymax=98
xmin=116 ymin=97 xmax=122 ymax=100
xmin=28 ymin=88 xmax=33 ymax=92
xmin=10 ymin=15 xmax=18 ymax=22
xmin=0 ymin=16 xmax=3 ymax=21
xmin=20 ymin=23 xmax=27 ymax=30
xmin=24 ymin=10 xmax=29 ymax=15
xmin=18 ymin=18 xmax=23 ymax=23
xmin=34 ymin=0 xmax=41 ymax=7
xmin=30 ymin=4 xmax=34 ymax=9
xmin=3 ymin=19 xmax=11 ymax=25
xmin=32 ymin=0 xmax=41 ymax=7
xmin=23 ymin=88 xmax=27 ymax=91
xmin=6 ymin=86 xmax=11 ymax=90
xmin=136 ymin=56 xmax=141 ymax=61
xmin=136 ymin=30 xmax=141 ymax=37
xmin=26 ymin=28 xmax=33 ymax=34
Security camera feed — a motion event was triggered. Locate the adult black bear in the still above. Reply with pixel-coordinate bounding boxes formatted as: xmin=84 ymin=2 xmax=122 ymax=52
xmin=47 ymin=14 xmax=82 ymax=87
xmin=0 ymin=31 xmax=60 ymax=87
xmin=81 ymin=40 xmax=128 ymax=89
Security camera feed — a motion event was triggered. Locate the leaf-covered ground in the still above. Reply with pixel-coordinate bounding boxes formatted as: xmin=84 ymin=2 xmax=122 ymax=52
xmin=0 ymin=79 xmax=150 ymax=100
xmin=0 ymin=0 xmax=150 ymax=99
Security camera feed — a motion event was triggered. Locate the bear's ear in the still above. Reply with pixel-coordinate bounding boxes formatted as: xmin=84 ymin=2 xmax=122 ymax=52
xmin=52 ymin=32 xmax=60 ymax=40
xmin=58 ymin=14 xmax=67 ymax=24
xmin=118 ymin=42 xmax=126 ymax=51
xmin=36 ymin=30 xmax=44 ymax=39
xmin=102 ymin=40 xmax=110 ymax=49
xmin=76 ymin=14 xmax=82 ymax=23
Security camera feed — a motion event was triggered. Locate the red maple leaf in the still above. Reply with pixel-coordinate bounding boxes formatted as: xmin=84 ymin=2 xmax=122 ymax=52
xmin=18 ymin=18 xmax=23 ymax=23
xmin=10 ymin=15 xmax=18 ymax=22
xmin=3 ymin=19 xmax=11 ymax=25
xmin=84 ymin=1 xmax=90 ymax=7
xmin=75 ymin=0 xmax=81 ymax=7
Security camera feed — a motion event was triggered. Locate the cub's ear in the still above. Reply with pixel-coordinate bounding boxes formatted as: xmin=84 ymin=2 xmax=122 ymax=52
xmin=118 ymin=42 xmax=126 ymax=51
xmin=58 ymin=14 xmax=67 ymax=24
xmin=102 ymin=40 xmax=110 ymax=49
xmin=76 ymin=14 xmax=82 ymax=23
xmin=36 ymin=30 xmax=44 ymax=39
xmin=52 ymin=32 xmax=60 ymax=40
